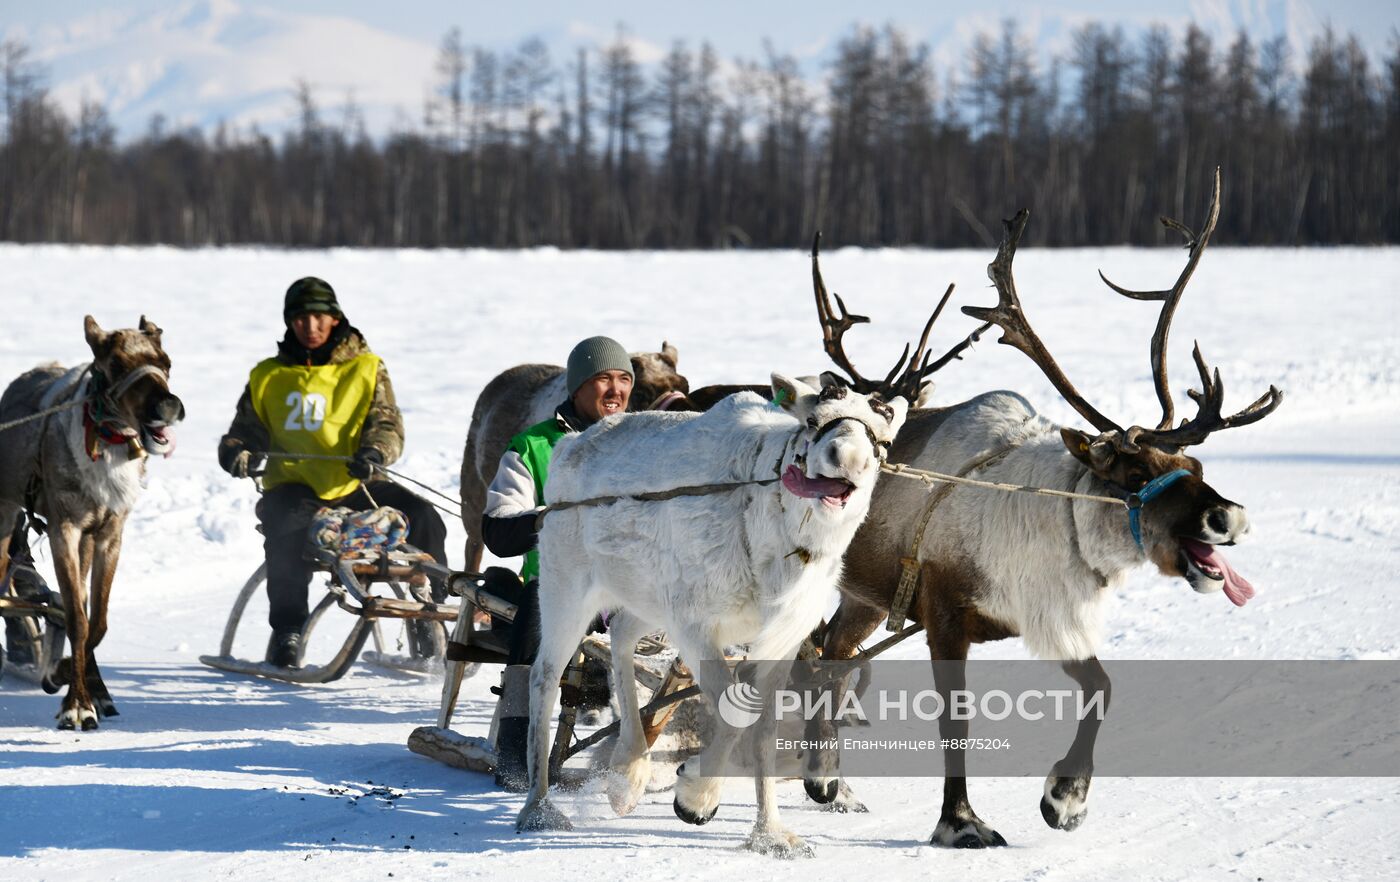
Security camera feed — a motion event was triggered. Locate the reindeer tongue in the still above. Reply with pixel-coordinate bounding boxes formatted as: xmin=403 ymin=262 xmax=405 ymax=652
xmin=781 ymin=464 xmax=853 ymax=500
xmin=1181 ymin=538 xmax=1256 ymax=607
xmin=149 ymin=426 xmax=177 ymax=458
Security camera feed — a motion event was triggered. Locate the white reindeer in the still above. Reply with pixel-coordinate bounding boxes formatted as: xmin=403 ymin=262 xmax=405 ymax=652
xmin=515 ymin=374 xmax=908 ymax=857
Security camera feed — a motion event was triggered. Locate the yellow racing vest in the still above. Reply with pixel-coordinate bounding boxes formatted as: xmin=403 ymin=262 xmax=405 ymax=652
xmin=249 ymin=353 xmax=381 ymax=499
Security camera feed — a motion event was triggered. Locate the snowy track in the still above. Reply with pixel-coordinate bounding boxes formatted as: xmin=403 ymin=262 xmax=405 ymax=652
xmin=1 ymin=245 xmax=1397 ymax=880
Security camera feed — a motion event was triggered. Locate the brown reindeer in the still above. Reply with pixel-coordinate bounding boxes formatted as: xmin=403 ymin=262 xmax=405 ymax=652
xmin=459 ymin=344 xmax=690 ymax=571
xmin=0 ymin=316 xmax=184 ymax=730
xmin=803 ymin=170 xmax=1283 ymax=846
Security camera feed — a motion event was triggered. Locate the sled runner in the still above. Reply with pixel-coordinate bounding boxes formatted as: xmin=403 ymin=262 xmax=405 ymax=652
xmin=199 ymin=542 xmax=462 ymax=685
xmin=0 ymin=570 xmax=66 ymax=685
xmin=0 ymin=515 xmax=67 ymax=686
xmin=409 ymin=569 xmax=700 ymax=785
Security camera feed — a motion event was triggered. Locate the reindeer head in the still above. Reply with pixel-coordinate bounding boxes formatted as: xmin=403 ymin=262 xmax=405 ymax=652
xmin=84 ymin=314 xmax=184 ymax=457
xmin=628 ymin=341 xmax=690 ymax=411
xmin=772 ymin=373 xmax=908 ymax=515
xmin=963 ymin=169 xmax=1281 ymax=606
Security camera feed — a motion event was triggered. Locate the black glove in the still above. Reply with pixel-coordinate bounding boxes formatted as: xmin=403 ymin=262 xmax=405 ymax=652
xmin=348 ymin=447 xmax=383 ymax=480
xmin=219 ymin=441 xmax=263 ymax=479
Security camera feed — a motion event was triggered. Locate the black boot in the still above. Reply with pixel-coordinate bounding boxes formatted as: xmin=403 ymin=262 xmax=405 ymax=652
xmin=493 ymin=664 xmax=531 ymax=792
xmin=266 ymin=630 xmax=302 ymax=669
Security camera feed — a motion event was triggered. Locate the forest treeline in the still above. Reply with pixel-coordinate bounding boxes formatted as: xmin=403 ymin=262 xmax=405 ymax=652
xmin=1 ymin=21 xmax=1397 ymax=248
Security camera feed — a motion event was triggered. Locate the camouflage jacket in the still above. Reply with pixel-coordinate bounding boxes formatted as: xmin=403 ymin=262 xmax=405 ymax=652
xmin=218 ymin=326 xmax=404 ymax=467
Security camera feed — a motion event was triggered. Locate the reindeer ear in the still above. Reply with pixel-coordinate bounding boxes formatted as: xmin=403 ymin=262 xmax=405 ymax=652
xmin=883 ymin=395 xmax=910 ymax=432
xmin=771 ymin=373 xmax=818 ymax=414
xmin=83 ymin=315 xmax=111 ymax=355
xmin=914 ymin=381 xmax=936 ymax=409
xmin=1061 ymin=427 xmax=1116 ymax=472
xmin=660 ymin=341 xmax=678 ymax=368
xmin=139 ymin=315 xmax=162 ymax=341
xmin=817 ymin=371 xmax=847 ymax=391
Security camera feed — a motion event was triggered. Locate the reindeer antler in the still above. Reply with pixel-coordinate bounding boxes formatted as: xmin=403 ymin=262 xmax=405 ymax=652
xmin=1099 ymin=167 xmax=1222 ymax=430
xmin=1098 ymin=168 xmax=1284 ymax=450
xmin=812 ymin=232 xmax=876 ymax=393
xmin=963 ymin=209 xmax=1125 ymax=438
xmin=1129 ymin=343 xmax=1284 ymax=451
xmin=812 ymin=232 xmax=984 ymax=402
xmin=963 ymin=170 xmax=1283 ymax=453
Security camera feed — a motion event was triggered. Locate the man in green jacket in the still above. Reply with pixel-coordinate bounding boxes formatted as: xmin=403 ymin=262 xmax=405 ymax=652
xmin=481 ymin=335 xmax=633 ymax=790
xmin=217 ymin=277 xmax=448 ymax=668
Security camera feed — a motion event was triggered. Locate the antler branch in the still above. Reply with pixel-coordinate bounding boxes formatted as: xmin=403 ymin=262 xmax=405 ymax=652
xmin=1098 ymin=167 xmax=1222 ymax=429
xmin=1131 ymin=341 xmax=1284 ymax=450
xmin=812 ymin=232 xmax=970 ymax=402
xmin=812 ymin=232 xmax=876 ymax=393
xmin=962 ymin=209 xmax=1124 ymax=437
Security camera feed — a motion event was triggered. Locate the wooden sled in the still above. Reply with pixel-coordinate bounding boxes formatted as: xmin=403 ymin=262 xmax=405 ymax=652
xmin=409 ymin=573 xmax=704 ymax=784
xmin=200 ymin=544 xmax=463 ymax=685
xmin=0 ymin=565 xmax=66 ymax=686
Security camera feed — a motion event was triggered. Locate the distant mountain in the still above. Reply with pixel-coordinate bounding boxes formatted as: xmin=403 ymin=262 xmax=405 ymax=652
xmin=6 ymin=0 xmax=1360 ymax=142
xmin=23 ymin=0 xmax=438 ymax=139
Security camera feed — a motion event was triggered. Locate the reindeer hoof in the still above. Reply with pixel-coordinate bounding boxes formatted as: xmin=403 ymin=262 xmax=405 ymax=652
xmin=931 ymin=818 xmax=1007 ymax=849
xmin=804 ymin=777 xmax=838 ymax=804
xmin=745 ymin=827 xmax=815 ymax=859
xmin=57 ymin=705 xmax=98 ymax=731
xmin=1041 ymin=771 xmax=1091 ymax=831
xmin=820 ymin=779 xmax=868 ymax=813
xmin=606 ymin=763 xmax=649 ymax=817
xmin=673 ymin=794 xmax=718 ymax=826
xmin=515 ymin=796 xmax=572 ymax=833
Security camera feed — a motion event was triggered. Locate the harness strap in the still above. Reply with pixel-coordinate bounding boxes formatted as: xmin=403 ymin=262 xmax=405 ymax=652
xmin=809 ymin=414 xmax=889 ymax=462
xmin=887 ymin=441 xmax=1021 ymax=632
xmin=103 ymin=363 xmax=168 ymax=404
xmin=536 ymin=421 xmax=806 ymax=528
xmin=539 ymin=476 xmax=784 ymax=529
xmin=1127 ymin=468 xmax=1191 ymax=550
xmin=23 ymin=369 xmax=95 ymax=535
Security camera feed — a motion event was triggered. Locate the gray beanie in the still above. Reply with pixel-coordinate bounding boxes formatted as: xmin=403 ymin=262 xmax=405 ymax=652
xmin=566 ymin=336 xmax=633 ymax=393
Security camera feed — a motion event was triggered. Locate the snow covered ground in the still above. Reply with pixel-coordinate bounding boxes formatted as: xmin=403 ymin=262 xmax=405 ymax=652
xmin=1 ymin=244 xmax=1397 ymax=880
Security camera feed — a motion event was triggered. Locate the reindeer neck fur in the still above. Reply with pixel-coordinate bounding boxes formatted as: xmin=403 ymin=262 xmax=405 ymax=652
xmin=541 ymin=392 xmax=879 ymax=660
xmin=871 ymin=391 xmax=1146 ymax=661
xmin=43 ymin=366 xmax=146 ymax=516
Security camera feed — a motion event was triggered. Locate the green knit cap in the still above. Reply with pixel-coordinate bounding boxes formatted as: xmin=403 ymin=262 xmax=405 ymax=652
xmin=566 ymin=336 xmax=632 ymax=393
xmin=284 ymin=277 xmax=343 ymax=322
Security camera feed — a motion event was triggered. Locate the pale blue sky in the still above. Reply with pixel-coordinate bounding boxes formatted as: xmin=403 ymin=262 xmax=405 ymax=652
xmin=3 ymin=0 xmax=1393 ymax=139
xmin=5 ymin=0 xmax=1395 ymax=62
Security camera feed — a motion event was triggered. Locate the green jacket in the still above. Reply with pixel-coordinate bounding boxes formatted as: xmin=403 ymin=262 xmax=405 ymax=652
xmin=507 ymin=416 xmax=568 ymax=581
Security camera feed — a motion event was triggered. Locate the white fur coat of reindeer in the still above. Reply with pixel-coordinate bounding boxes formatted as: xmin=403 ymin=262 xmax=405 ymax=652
xmin=516 ymin=374 xmax=907 ymax=857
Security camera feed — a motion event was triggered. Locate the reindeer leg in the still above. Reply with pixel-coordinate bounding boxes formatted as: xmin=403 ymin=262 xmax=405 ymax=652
xmin=1042 ymin=656 xmax=1111 ymax=832
xmin=745 ymin=658 xmax=815 ymax=859
xmin=671 ymin=641 xmax=742 ymax=826
xmin=516 ymin=578 xmax=592 ymax=833
xmin=84 ymin=517 xmax=125 ymax=719
xmin=928 ymin=641 xmax=1006 ymax=848
xmin=45 ymin=522 xmax=98 ymax=731
xmin=605 ymin=611 xmax=653 ymax=816
xmin=803 ymin=600 xmax=884 ymax=812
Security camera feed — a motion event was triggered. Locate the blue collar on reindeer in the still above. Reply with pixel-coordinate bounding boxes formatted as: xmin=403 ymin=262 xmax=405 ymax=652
xmin=1126 ymin=468 xmax=1192 ymax=550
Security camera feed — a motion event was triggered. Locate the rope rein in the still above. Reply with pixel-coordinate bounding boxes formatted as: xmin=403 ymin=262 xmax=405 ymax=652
xmin=255 ymin=451 xmax=461 ymax=520
xmin=0 ymin=362 xmax=170 ymax=436
xmin=0 ymin=396 xmax=88 ymax=434
xmin=878 ymin=461 xmax=1129 ymax=508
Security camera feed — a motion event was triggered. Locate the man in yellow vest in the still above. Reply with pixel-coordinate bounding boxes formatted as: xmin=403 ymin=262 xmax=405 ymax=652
xmin=217 ymin=277 xmax=447 ymax=668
